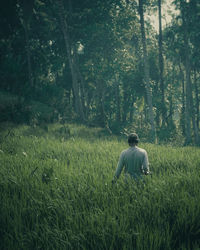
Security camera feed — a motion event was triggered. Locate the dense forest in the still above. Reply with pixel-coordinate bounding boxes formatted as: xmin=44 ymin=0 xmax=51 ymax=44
xmin=1 ymin=0 xmax=200 ymax=145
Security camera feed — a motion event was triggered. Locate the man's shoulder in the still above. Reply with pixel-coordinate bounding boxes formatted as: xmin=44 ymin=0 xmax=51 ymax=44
xmin=136 ymin=146 xmax=147 ymax=154
xmin=121 ymin=148 xmax=129 ymax=154
xmin=121 ymin=148 xmax=130 ymax=155
xmin=121 ymin=147 xmax=147 ymax=156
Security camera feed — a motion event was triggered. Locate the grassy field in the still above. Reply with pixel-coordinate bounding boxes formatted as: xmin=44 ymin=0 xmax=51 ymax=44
xmin=0 ymin=123 xmax=200 ymax=250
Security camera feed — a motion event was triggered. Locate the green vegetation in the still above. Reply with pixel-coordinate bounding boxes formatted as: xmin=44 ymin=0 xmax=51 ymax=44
xmin=0 ymin=123 xmax=200 ymax=250
xmin=1 ymin=0 xmax=200 ymax=145
xmin=1 ymin=0 xmax=199 ymax=247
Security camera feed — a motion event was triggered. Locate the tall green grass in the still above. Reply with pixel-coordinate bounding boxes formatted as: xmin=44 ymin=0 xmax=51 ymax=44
xmin=0 ymin=123 xmax=200 ymax=249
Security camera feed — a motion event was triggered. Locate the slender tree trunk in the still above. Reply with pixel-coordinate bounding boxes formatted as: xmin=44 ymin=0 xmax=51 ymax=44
xmin=189 ymin=72 xmax=199 ymax=145
xmin=184 ymin=56 xmax=192 ymax=144
xmin=24 ymin=24 xmax=34 ymax=88
xmin=122 ymin=90 xmax=129 ymax=123
xmin=96 ymin=80 xmax=107 ymax=127
xmin=169 ymin=68 xmax=175 ymax=128
xmin=73 ymin=42 xmax=88 ymax=119
xmin=115 ymin=78 xmax=121 ymax=122
xmin=57 ymin=0 xmax=85 ymax=121
xmin=138 ymin=0 xmax=156 ymax=142
xmin=68 ymin=0 xmax=86 ymax=117
xmin=129 ymin=98 xmax=134 ymax=123
xmin=169 ymin=87 xmax=173 ymax=125
xmin=101 ymin=88 xmax=106 ymax=127
xmin=158 ymin=0 xmax=166 ymax=127
xmin=179 ymin=63 xmax=186 ymax=135
xmin=194 ymin=70 xmax=199 ymax=131
xmin=182 ymin=1 xmax=199 ymax=145
xmin=19 ymin=0 xmax=34 ymax=90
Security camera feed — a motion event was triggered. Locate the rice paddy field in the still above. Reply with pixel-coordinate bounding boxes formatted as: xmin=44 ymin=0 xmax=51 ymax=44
xmin=0 ymin=123 xmax=200 ymax=250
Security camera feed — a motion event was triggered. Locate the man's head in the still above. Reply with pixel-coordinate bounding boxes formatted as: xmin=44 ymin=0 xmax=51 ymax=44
xmin=128 ymin=133 xmax=139 ymax=146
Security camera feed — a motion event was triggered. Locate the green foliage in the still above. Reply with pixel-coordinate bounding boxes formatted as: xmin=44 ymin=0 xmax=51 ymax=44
xmin=0 ymin=124 xmax=200 ymax=249
xmin=0 ymin=91 xmax=23 ymax=123
xmin=0 ymin=90 xmax=58 ymax=125
xmin=1 ymin=0 xmax=200 ymax=142
xmin=27 ymin=100 xmax=57 ymax=126
xmin=0 ymin=90 xmax=19 ymax=108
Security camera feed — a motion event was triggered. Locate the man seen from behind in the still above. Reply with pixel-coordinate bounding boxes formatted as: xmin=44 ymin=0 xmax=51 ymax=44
xmin=112 ymin=133 xmax=150 ymax=184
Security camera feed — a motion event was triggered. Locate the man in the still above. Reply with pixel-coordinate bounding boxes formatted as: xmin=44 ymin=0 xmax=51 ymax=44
xmin=112 ymin=133 xmax=150 ymax=184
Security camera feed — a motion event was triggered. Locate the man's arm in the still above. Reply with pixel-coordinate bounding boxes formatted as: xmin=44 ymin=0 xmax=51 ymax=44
xmin=112 ymin=152 xmax=124 ymax=184
xmin=142 ymin=150 xmax=150 ymax=175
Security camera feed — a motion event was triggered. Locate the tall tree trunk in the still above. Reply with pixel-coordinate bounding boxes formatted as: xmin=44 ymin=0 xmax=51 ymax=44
xmin=184 ymin=56 xmax=192 ymax=144
xmin=99 ymin=82 xmax=108 ymax=128
xmin=168 ymin=67 xmax=175 ymax=128
xmin=100 ymin=88 xmax=106 ymax=128
xmin=115 ymin=78 xmax=121 ymax=123
xmin=24 ymin=24 xmax=33 ymax=88
xmin=158 ymin=0 xmax=166 ymax=127
xmin=95 ymin=80 xmax=107 ymax=128
xmin=138 ymin=0 xmax=156 ymax=142
xmin=57 ymin=0 xmax=85 ymax=121
xmin=194 ymin=70 xmax=199 ymax=131
xmin=20 ymin=0 xmax=34 ymax=90
xmin=182 ymin=1 xmax=199 ymax=145
xmin=74 ymin=49 xmax=87 ymax=118
xmin=129 ymin=98 xmax=134 ymax=123
xmin=122 ymin=90 xmax=129 ymax=123
xmin=188 ymin=70 xmax=199 ymax=145
xmin=169 ymin=87 xmax=173 ymax=126
xmin=68 ymin=0 xmax=86 ymax=117
xmin=179 ymin=63 xmax=186 ymax=135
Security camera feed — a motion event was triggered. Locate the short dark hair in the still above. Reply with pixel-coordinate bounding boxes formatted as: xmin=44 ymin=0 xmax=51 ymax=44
xmin=128 ymin=133 xmax=139 ymax=144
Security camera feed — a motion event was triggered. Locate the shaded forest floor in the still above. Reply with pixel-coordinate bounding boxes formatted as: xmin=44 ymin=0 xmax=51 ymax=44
xmin=0 ymin=123 xmax=200 ymax=250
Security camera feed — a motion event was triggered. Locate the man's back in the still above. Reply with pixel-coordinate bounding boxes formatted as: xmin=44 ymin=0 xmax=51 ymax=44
xmin=115 ymin=146 xmax=149 ymax=180
xmin=112 ymin=133 xmax=150 ymax=183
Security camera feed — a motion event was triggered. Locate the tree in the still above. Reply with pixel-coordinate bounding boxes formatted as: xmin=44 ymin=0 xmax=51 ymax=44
xmin=158 ymin=0 xmax=167 ymax=127
xmin=180 ymin=0 xmax=199 ymax=145
xmin=18 ymin=0 xmax=35 ymax=89
xmin=57 ymin=0 xmax=85 ymax=121
xmin=138 ymin=0 xmax=156 ymax=142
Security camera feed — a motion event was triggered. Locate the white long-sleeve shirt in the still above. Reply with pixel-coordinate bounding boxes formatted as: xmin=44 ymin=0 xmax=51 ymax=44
xmin=114 ymin=146 xmax=149 ymax=181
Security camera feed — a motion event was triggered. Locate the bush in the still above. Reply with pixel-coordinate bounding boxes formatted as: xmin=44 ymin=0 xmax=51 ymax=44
xmin=0 ymin=90 xmax=23 ymax=123
xmin=26 ymin=100 xmax=58 ymax=126
xmin=0 ymin=90 xmax=59 ymax=125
